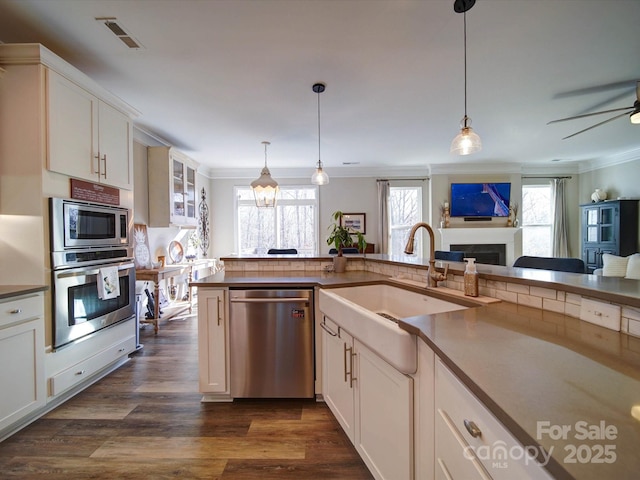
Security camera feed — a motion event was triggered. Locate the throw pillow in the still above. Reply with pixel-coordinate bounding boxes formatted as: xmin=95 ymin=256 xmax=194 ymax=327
xmin=602 ymin=254 xmax=629 ymax=277
xmin=626 ymin=253 xmax=640 ymax=280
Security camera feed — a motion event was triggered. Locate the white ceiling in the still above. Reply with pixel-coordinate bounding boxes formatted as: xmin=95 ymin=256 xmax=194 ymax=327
xmin=1 ymin=0 xmax=639 ymax=177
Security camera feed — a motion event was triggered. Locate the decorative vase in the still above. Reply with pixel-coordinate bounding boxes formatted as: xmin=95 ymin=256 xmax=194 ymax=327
xmin=333 ymin=256 xmax=347 ymax=273
xmin=591 ymin=188 xmax=607 ymax=203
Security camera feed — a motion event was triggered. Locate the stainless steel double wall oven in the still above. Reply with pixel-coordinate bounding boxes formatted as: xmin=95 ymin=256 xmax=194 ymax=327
xmin=50 ymin=198 xmax=135 ymax=349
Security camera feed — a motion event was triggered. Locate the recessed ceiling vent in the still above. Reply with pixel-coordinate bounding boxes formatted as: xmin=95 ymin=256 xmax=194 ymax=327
xmin=96 ymin=17 xmax=143 ymax=49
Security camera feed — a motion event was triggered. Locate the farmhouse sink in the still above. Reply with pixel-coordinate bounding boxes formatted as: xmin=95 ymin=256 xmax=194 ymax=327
xmin=319 ymin=284 xmax=468 ymax=374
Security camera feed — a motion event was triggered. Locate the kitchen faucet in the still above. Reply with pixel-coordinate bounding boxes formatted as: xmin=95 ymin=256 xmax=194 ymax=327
xmin=404 ymin=222 xmax=448 ymax=287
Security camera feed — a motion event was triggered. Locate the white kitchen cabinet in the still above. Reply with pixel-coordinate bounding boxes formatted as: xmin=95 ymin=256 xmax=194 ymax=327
xmin=47 ymin=69 xmax=133 ymax=190
xmin=198 ymin=288 xmax=230 ymax=398
xmin=49 ymin=335 xmax=136 ymax=396
xmin=413 ymin=340 xmax=435 ymax=480
xmin=0 ymin=293 xmax=45 ymax=434
xmin=355 ymin=338 xmax=414 ymax=480
xmin=321 ymin=316 xmax=356 ymax=440
xmin=148 ymin=146 xmax=198 ymax=227
xmin=321 ymin=314 xmax=413 ymax=480
xmin=45 ymin=318 xmax=136 ymax=403
xmin=435 ymin=358 xmax=553 ymax=480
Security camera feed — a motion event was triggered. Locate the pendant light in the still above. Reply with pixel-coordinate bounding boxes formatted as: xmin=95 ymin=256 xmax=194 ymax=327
xmin=311 ymin=82 xmax=330 ymax=185
xmin=251 ymin=141 xmax=279 ymax=207
xmin=450 ymin=0 xmax=482 ymax=156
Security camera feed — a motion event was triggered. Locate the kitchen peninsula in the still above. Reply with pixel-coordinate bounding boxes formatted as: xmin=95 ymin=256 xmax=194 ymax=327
xmin=192 ymin=253 xmax=640 ymax=480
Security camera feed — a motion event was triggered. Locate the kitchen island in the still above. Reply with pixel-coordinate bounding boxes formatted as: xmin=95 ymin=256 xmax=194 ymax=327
xmin=192 ymin=254 xmax=640 ymax=480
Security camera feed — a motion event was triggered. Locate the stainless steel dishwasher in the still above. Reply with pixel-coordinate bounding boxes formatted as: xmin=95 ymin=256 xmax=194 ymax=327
xmin=229 ymin=288 xmax=314 ymax=398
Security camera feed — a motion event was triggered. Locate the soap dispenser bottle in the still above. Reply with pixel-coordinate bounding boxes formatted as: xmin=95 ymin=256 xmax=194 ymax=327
xmin=463 ymin=257 xmax=479 ymax=297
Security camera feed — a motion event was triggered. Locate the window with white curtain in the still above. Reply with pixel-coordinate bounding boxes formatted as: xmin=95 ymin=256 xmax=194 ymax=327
xmin=389 ymin=186 xmax=422 ymax=255
xmin=522 ymin=184 xmax=553 ymax=256
xmin=235 ymin=186 xmax=318 ymax=255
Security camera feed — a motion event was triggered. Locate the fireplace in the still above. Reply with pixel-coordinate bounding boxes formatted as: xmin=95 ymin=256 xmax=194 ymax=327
xmin=451 ymin=243 xmax=506 ymax=266
xmin=439 ymin=227 xmax=522 ymax=266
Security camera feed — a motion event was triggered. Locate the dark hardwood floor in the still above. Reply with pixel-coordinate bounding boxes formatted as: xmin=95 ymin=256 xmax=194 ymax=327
xmin=0 ymin=311 xmax=373 ymax=479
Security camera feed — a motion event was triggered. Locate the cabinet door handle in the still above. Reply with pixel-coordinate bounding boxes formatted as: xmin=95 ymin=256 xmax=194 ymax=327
xmin=93 ymin=154 xmax=101 ymax=174
xmin=343 ymin=344 xmax=356 ymax=388
xmin=463 ymin=419 xmax=482 ymax=438
xmin=344 ymin=343 xmax=349 ymax=383
xmin=349 ymin=349 xmax=357 ymax=388
xmin=216 ymin=295 xmax=222 ymax=326
xmin=101 ymin=153 xmax=107 ymax=178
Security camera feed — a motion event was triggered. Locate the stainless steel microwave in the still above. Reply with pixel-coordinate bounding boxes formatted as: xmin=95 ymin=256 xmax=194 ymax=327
xmin=49 ymin=197 xmax=130 ymax=253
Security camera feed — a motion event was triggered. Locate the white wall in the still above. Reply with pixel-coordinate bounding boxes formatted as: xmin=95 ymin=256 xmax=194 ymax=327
xmin=209 ymin=176 xmax=381 ymax=257
xmin=579 ymin=158 xmax=640 ymax=202
xmin=579 ymin=157 xmax=640 ymax=252
xmin=136 ymin=141 xmax=640 ymax=262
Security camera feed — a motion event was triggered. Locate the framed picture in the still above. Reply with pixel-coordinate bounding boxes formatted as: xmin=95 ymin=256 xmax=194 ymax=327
xmin=340 ymin=212 xmax=366 ymax=234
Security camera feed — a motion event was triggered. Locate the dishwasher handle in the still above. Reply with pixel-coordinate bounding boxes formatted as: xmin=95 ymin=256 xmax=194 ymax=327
xmin=230 ymin=296 xmax=310 ymax=305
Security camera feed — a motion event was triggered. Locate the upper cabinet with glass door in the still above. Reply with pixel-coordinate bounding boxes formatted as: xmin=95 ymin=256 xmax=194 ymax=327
xmin=148 ymin=146 xmax=198 ymax=227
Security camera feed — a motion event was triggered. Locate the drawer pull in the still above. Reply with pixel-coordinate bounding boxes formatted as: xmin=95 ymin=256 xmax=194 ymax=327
xmin=464 ymin=419 xmax=482 ymax=438
xmin=75 ymin=370 xmax=86 ymax=376
xmin=118 ymin=348 xmax=126 ymax=352
xmin=10 ymin=308 xmax=23 ymax=314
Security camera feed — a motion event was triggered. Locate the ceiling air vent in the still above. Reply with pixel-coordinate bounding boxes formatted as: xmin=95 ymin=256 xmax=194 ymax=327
xmin=96 ymin=17 xmax=143 ymax=49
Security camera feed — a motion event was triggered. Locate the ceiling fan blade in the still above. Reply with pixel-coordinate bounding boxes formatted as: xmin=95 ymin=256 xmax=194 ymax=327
xmin=548 ymin=106 xmax=634 ymax=124
xmin=636 ymin=81 xmax=640 ymax=101
xmin=562 ymin=111 xmax=632 ymax=140
xmin=583 ymin=90 xmax=638 ymax=115
xmin=553 ymin=80 xmax=639 ymax=99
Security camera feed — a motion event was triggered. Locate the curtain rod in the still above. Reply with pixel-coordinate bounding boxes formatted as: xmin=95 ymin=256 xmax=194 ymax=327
xmin=376 ymin=177 xmax=429 ymax=182
xmin=522 ymin=175 xmax=572 ymax=180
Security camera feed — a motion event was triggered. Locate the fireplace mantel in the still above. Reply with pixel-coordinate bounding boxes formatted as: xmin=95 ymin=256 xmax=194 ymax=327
xmin=439 ymin=228 xmax=522 ymax=266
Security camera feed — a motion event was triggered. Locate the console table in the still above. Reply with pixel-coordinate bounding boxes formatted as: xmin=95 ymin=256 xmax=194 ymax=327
xmin=136 ymin=265 xmax=191 ymax=333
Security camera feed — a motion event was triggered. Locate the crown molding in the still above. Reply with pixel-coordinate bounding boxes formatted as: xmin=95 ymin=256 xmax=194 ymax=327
xmin=578 ymin=147 xmax=640 ymax=173
xmin=133 ymin=125 xmax=170 ymax=147
xmin=428 ymin=162 xmax=525 ymax=175
xmin=204 ymin=165 xmax=430 ymax=180
xmin=0 ymin=43 xmax=141 ymax=117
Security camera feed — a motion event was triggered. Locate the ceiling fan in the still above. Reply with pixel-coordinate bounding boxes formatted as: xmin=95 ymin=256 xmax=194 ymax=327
xmin=548 ymin=81 xmax=640 ymax=139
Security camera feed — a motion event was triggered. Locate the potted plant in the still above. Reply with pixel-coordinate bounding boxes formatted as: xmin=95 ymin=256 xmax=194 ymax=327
xmin=327 ymin=211 xmax=367 ymax=272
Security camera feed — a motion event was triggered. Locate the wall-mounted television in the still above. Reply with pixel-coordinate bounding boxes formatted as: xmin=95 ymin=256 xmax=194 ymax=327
xmin=450 ymin=183 xmax=511 ymax=218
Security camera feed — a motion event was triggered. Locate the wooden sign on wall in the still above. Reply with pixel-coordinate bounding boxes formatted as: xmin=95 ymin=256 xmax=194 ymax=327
xmin=70 ymin=179 xmax=120 ymax=205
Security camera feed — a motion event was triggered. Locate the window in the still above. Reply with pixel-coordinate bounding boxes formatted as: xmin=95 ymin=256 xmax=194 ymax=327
xmin=235 ymin=186 xmax=318 ymax=255
xmin=522 ymin=184 xmax=553 ymax=256
xmin=389 ymin=186 xmax=422 ymax=255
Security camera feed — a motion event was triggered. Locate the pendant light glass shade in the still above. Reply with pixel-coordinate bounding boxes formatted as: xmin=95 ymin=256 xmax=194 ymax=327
xmin=251 ymin=141 xmax=279 ymax=208
xmin=450 ymin=115 xmax=482 ymax=155
xmin=311 ymin=161 xmax=330 ymax=185
xmin=311 ymin=83 xmax=329 ymax=185
xmin=451 ymin=1 xmax=481 ymax=155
